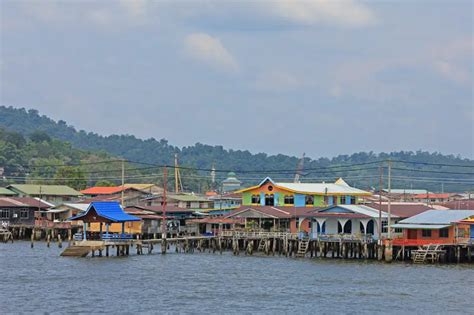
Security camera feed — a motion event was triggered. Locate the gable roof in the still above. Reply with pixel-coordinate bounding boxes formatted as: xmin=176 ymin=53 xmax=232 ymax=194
xmin=237 ymin=177 xmax=370 ymax=196
xmin=366 ymin=203 xmax=433 ymax=218
xmin=310 ymin=205 xmax=393 ymax=219
xmin=413 ymin=193 xmax=451 ymax=199
xmin=0 ymin=197 xmax=51 ymax=209
xmin=80 ymin=186 xmax=129 ymax=195
xmin=394 ymin=210 xmax=474 ymax=226
xmin=226 ymin=206 xmax=317 ymax=219
xmin=69 ymin=202 xmax=141 ymax=222
xmin=8 ymin=184 xmax=82 ymax=196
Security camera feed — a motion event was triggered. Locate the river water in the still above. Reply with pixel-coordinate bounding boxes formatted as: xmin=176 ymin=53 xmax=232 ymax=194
xmin=0 ymin=242 xmax=473 ymax=314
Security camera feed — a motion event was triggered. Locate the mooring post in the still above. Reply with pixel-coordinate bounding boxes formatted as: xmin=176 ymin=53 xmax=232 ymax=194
xmin=47 ymin=233 xmax=51 ymax=248
xmin=58 ymin=234 xmax=62 ymax=248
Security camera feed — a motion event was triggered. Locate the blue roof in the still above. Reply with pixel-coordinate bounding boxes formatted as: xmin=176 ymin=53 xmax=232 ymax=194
xmin=69 ymin=202 xmax=141 ymax=222
xmin=397 ymin=210 xmax=474 ymax=225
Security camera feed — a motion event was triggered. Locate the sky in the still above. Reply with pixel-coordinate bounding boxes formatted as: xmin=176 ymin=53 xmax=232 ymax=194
xmin=1 ymin=0 xmax=473 ymax=159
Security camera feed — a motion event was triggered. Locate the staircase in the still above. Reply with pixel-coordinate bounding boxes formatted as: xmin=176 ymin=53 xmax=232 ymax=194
xmin=296 ymin=239 xmax=309 ymax=258
xmin=412 ymin=244 xmax=444 ymax=264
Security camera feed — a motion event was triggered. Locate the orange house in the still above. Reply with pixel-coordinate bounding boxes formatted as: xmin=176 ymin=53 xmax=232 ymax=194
xmin=392 ymin=210 xmax=474 ymax=246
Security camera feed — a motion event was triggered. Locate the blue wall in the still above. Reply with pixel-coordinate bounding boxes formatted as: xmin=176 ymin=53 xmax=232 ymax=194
xmin=294 ymin=194 xmax=305 ymax=207
xmin=260 ymin=192 xmax=265 ymax=206
xmin=274 ymin=193 xmax=280 ymax=206
xmin=328 ymin=196 xmax=334 ymax=206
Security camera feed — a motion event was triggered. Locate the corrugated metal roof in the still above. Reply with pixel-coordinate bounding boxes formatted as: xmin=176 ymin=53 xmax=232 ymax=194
xmin=275 ymin=182 xmax=370 ymax=195
xmin=391 ymin=224 xmax=450 ymax=230
xmin=69 ymin=202 xmax=141 ymax=222
xmin=397 ymin=210 xmax=474 ymax=225
xmin=316 ymin=204 xmax=393 ymax=218
xmin=8 ymin=184 xmax=82 ymax=196
xmin=168 ymin=194 xmax=209 ymax=202
xmin=0 ymin=187 xmax=17 ymax=195
xmin=383 ymin=189 xmax=430 ymax=194
xmin=81 ymin=186 xmax=126 ymax=195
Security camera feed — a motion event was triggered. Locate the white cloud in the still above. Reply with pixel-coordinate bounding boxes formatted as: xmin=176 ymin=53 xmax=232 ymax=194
xmin=270 ymin=0 xmax=377 ymax=27
xmin=183 ymin=33 xmax=239 ymax=72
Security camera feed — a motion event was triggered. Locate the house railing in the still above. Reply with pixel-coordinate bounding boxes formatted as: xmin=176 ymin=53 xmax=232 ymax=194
xmin=221 ymin=230 xmax=299 ymax=239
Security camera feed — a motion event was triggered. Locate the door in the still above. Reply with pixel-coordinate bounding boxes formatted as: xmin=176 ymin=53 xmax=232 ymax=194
xmin=470 ymin=225 xmax=474 ymax=239
xmin=408 ymin=229 xmax=417 ymax=239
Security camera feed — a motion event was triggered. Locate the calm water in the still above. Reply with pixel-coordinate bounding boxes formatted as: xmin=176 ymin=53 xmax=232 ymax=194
xmin=0 ymin=242 xmax=473 ymax=314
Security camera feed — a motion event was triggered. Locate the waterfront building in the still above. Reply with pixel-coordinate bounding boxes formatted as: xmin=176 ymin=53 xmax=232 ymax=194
xmin=238 ymin=177 xmax=371 ymax=208
xmin=186 ymin=217 xmax=244 ymax=235
xmin=392 ymin=210 xmax=474 ymax=246
xmin=7 ymin=184 xmax=82 ymax=205
xmin=0 ymin=197 xmax=51 ymax=228
xmin=69 ymin=202 xmax=141 ymax=240
xmin=47 ymin=203 xmax=89 ymax=226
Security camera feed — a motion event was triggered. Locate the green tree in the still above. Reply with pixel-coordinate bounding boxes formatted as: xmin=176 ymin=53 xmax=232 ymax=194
xmin=54 ymin=166 xmax=87 ymax=190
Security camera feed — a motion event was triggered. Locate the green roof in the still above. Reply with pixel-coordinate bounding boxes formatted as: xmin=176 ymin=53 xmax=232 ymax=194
xmin=0 ymin=187 xmax=17 ymax=196
xmin=7 ymin=184 xmax=82 ymax=196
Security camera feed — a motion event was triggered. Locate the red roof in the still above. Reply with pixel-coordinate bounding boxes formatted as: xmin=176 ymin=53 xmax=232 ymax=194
xmin=440 ymin=200 xmax=474 ymax=210
xmin=226 ymin=206 xmax=319 ymax=219
xmin=367 ymin=203 xmax=433 ymax=218
xmin=0 ymin=197 xmax=51 ymax=209
xmin=80 ymin=186 xmax=129 ymax=195
xmin=414 ymin=193 xmax=451 ymax=199
xmin=125 ymin=205 xmax=196 ymax=214
xmin=311 ymin=212 xmax=370 ymax=219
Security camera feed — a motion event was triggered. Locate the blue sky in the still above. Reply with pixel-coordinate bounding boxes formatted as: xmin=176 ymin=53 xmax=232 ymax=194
xmin=1 ymin=1 xmax=472 ymax=158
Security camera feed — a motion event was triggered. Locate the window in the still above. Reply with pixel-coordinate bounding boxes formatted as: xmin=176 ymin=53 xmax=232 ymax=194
xmin=265 ymin=194 xmax=274 ymax=206
xmin=340 ymin=196 xmax=346 ymax=204
xmin=439 ymin=228 xmax=449 ymax=238
xmin=251 ymin=195 xmax=260 ymax=204
xmin=284 ymin=195 xmax=294 ymax=205
xmin=422 ymin=230 xmax=432 ymax=237
xmin=305 ymin=195 xmax=314 ymax=206
xmin=381 ymin=220 xmax=388 ymax=233
xmin=0 ymin=209 xmax=9 ymax=219
xmin=20 ymin=209 xmax=29 ymax=219
xmin=350 ymin=196 xmax=357 ymax=204
xmin=323 ymin=196 xmax=329 ymax=204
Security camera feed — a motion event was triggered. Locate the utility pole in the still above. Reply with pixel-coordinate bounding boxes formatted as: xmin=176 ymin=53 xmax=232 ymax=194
xmin=385 ymin=159 xmax=393 ymax=263
xmin=387 ymin=159 xmax=392 ymax=239
xmin=121 ymin=159 xmax=125 ymax=207
xmin=378 ymin=166 xmax=383 ymax=238
xmin=161 ymin=166 xmax=168 ymax=248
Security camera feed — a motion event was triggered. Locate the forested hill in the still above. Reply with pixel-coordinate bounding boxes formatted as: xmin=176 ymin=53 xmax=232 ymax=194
xmin=1 ymin=105 xmax=473 ymax=192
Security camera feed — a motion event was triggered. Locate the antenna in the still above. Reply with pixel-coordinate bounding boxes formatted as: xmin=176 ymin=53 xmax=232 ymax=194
xmin=294 ymin=153 xmax=305 ymax=183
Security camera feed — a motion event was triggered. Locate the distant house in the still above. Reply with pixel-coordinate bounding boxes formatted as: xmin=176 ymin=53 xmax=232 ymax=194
xmin=0 ymin=197 xmax=51 ymax=228
xmin=392 ymin=210 xmax=474 ymax=246
xmin=413 ymin=193 xmax=453 ymax=203
xmin=80 ymin=186 xmax=151 ymax=206
xmin=7 ymin=184 xmax=82 ymax=205
xmin=143 ymin=193 xmax=212 ymax=210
